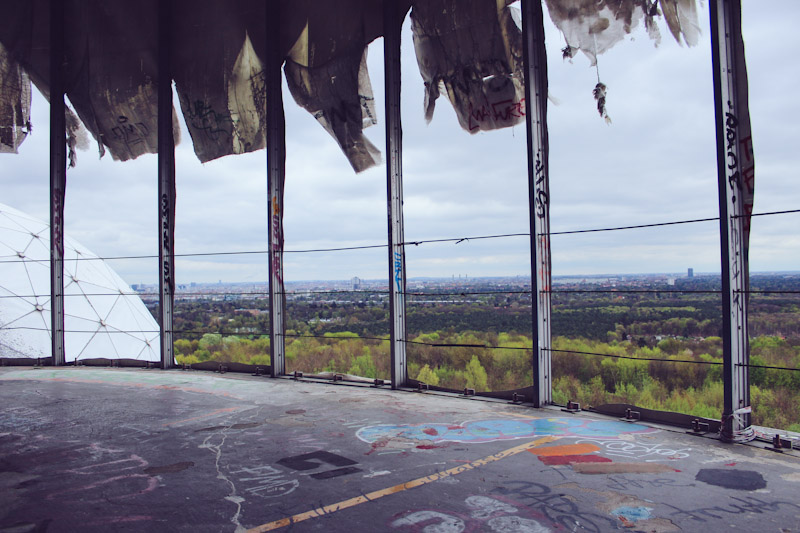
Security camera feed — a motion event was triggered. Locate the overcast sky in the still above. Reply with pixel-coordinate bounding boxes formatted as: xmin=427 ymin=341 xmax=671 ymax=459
xmin=4 ymin=1 xmax=798 ymax=285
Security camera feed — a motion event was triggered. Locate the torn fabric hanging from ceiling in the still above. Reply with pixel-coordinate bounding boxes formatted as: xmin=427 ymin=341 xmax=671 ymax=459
xmin=61 ymin=0 xmax=181 ymax=161
xmin=0 ymin=42 xmax=31 ymax=154
xmin=172 ymin=0 xmax=266 ymax=163
xmin=0 ymin=0 xmax=180 ymax=162
xmin=283 ymin=0 xmax=388 ymax=173
xmin=410 ymin=0 xmax=526 ymax=134
xmin=545 ymin=0 xmax=701 ymax=65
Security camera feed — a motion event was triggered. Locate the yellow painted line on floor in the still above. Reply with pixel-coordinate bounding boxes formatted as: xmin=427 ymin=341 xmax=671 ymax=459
xmin=247 ymin=435 xmax=559 ymax=532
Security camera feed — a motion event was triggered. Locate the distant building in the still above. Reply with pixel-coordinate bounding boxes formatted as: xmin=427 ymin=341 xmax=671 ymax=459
xmin=688 ymin=268 xmax=694 ymax=278
xmin=351 ymin=276 xmax=362 ymax=290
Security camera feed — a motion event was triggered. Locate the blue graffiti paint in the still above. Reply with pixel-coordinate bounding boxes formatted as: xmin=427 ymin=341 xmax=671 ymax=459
xmin=356 ymin=417 xmax=656 ymax=445
xmin=611 ymin=506 xmax=652 ymax=523
xmin=393 ymin=251 xmax=403 ymax=293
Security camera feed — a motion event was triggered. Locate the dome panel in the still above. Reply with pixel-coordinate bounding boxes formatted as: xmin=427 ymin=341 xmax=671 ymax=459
xmin=0 ymin=203 xmax=163 ymax=362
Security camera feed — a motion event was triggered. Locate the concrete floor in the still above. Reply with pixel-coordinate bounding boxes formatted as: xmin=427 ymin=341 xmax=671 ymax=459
xmin=1 ymin=367 xmax=799 ymax=532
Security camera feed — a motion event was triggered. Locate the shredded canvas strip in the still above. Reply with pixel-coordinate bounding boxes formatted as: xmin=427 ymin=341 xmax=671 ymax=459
xmin=0 ymin=0 xmax=180 ymax=163
xmin=285 ymin=49 xmax=380 ymax=173
xmin=545 ymin=0 xmax=701 ymax=65
xmin=411 ymin=0 xmax=526 ymax=134
xmin=0 ymin=42 xmax=31 ymax=154
xmin=173 ymin=0 xmax=266 ymax=163
xmin=283 ymin=0 xmax=385 ymax=172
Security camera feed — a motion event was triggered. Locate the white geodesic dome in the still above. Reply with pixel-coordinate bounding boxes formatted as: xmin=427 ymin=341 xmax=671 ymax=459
xmin=0 ymin=203 xmax=160 ymax=362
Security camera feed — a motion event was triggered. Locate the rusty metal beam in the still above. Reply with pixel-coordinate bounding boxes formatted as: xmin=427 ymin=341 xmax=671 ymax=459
xmin=521 ymin=0 xmax=552 ymax=407
xmin=266 ymin=0 xmax=286 ymax=377
xmin=384 ymin=0 xmax=407 ymax=389
xmin=710 ymin=0 xmax=751 ymax=439
xmin=157 ymin=0 xmax=176 ymax=369
xmin=49 ymin=0 xmax=66 ymax=367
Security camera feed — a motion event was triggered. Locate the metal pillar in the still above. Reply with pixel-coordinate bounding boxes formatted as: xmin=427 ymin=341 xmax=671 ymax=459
xmin=384 ymin=0 xmax=407 ymax=389
xmin=266 ymin=1 xmax=286 ymax=377
xmin=49 ymin=0 xmax=66 ymax=366
xmin=710 ymin=0 xmax=751 ymax=437
xmin=521 ymin=0 xmax=552 ymax=407
xmin=157 ymin=0 xmax=176 ymax=369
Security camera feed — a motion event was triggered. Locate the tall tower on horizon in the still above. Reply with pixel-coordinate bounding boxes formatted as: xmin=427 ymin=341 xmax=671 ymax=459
xmin=688 ymin=268 xmax=694 ymax=278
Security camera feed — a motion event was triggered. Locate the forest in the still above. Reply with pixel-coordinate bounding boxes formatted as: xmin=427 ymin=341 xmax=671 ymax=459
xmin=169 ymin=273 xmax=800 ymax=431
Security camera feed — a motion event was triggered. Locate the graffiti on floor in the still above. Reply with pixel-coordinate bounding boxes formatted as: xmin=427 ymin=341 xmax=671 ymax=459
xmin=575 ymin=438 xmax=691 ymax=461
xmin=229 ymin=465 xmax=300 ymax=498
xmin=526 ymin=442 xmax=682 ymax=475
xmin=662 ymin=496 xmax=800 ymax=523
xmin=277 ymin=450 xmax=362 ymax=479
xmin=491 ymin=481 xmax=621 ymax=531
xmin=557 ymin=482 xmax=680 ymax=531
xmin=605 ymin=474 xmax=694 ymax=491
xmin=391 ymin=495 xmax=553 ymax=532
xmin=42 ymin=444 xmax=160 ymax=504
xmin=356 ymin=417 xmax=656 ymax=451
xmin=249 ymin=437 xmax=557 ymax=532
xmin=611 ymin=506 xmax=653 ymax=527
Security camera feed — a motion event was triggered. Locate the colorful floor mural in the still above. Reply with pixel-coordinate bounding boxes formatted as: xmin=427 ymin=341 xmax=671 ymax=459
xmin=356 ymin=417 xmax=657 ymax=447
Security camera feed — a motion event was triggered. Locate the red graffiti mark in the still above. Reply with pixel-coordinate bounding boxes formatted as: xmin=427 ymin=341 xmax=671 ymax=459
xmin=467 ymin=98 xmax=526 ymax=131
xmin=538 ymin=454 xmax=612 ymax=466
xmin=366 ymin=439 xmax=388 ymax=456
xmin=423 ymin=428 xmax=438 ymax=436
xmin=416 ymin=443 xmax=449 ymax=450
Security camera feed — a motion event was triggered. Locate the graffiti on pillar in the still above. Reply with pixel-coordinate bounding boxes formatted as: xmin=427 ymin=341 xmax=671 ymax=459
xmin=52 ymin=191 xmax=64 ymax=256
xmin=160 ymin=192 xmax=172 ymax=291
xmin=271 ymin=195 xmax=283 ymax=285
xmin=724 ymin=102 xmax=745 ymax=318
xmin=393 ymin=251 xmax=403 ymax=294
xmin=534 ymin=149 xmax=548 ymax=219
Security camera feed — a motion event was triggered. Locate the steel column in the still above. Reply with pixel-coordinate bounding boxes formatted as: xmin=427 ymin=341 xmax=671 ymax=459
xmin=266 ymin=1 xmax=286 ymax=377
xmin=521 ymin=0 xmax=552 ymax=407
xmin=157 ymin=0 xmax=176 ymax=369
xmin=384 ymin=0 xmax=407 ymax=389
xmin=49 ymin=0 xmax=66 ymax=366
xmin=710 ymin=0 xmax=751 ymax=438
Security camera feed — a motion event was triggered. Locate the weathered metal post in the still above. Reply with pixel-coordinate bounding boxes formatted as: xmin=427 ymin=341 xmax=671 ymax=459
xmin=49 ymin=0 xmax=66 ymax=366
xmin=521 ymin=0 xmax=552 ymax=407
xmin=157 ymin=0 xmax=176 ymax=369
xmin=384 ymin=0 xmax=407 ymax=389
xmin=266 ymin=0 xmax=286 ymax=377
xmin=710 ymin=0 xmax=752 ymax=439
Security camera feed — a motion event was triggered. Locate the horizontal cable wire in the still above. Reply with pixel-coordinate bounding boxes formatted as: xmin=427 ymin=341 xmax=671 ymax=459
xmin=281 ymin=332 xmax=389 ymax=342
xmin=5 ymin=326 xmax=796 ymax=372
xmin=402 ymin=233 xmax=529 ymax=246
xmin=2 ymin=208 xmax=798 ymax=267
xmin=545 ymin=348 xmax=723 ymax=365
xmin=0 ymin=208 xmax=797 ymax=265
xmin=402 ymin=339 xmax=532 ymax=351
xmin=737 ymin=362 xmax=800 ymax=373
xmin=1 ymin=325 xmax=161 ymax=334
